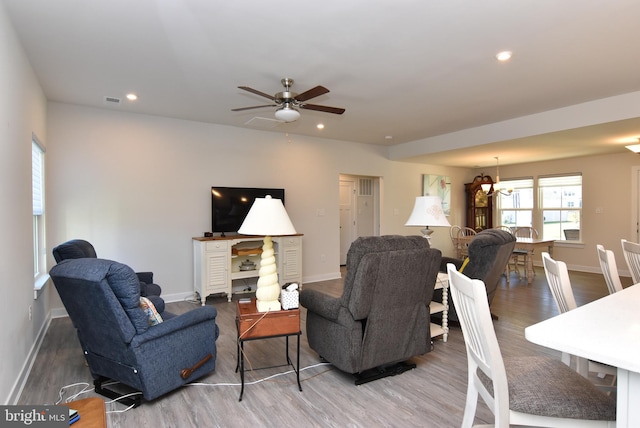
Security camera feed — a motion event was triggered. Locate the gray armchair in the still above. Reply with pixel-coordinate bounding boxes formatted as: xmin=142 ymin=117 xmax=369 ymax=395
xmin=52 ymin=239 xmax=165 ymax=314
xmin=438 ymin=228 xmax=516 ymax=321
xmin=50 ymin=258 xmax=219 ymax=404
xmin=300 ymin=235 xmax=441 ymax=384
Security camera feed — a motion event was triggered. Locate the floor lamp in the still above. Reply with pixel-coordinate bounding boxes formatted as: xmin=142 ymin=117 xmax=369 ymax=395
xmin=405 ymin=195 xmax=451 ymax=245
xmin=238 ymin=195 xmax=297 ymax=312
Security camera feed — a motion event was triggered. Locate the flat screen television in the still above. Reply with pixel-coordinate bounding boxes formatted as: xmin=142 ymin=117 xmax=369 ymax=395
xmin=211 ymin=187 xmax=285 ymax=235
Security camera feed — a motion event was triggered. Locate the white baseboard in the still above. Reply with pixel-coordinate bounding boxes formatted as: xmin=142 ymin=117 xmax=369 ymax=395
xmin=303 ymin=271 xmax=343 ymax=284
xmin=7 ymin=311 xmax=53 ymax=405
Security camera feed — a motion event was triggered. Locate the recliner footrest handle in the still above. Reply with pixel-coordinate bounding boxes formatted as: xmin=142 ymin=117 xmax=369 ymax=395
xmin=181 ymin=353 xmax=212 ymax=379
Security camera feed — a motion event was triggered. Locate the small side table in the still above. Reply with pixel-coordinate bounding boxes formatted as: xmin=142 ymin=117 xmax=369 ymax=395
xmin=61 ymin=397 xmax=106 ymax=428
xmin=235 ymin=298 xmax=302 ymax=401
xmin=430 ymin=272 xmax=449 ymax=342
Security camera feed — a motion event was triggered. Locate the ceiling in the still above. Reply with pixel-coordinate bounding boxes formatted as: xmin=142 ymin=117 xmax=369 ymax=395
xmin=4 ymin=0 xmax=640 ymax=167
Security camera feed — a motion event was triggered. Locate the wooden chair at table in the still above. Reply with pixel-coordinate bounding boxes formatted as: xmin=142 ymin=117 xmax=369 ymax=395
xmin=621 ymin=238 xmax=640 ymax=284
xmin=596 ymin=244 xmax=624 ymax=295
xmin=449 ymin=225 xmax=462 ymax=258
xmin=456 ymin=227 xmax=477 ymax=259
xmin=541 ymin=252 xmax=616 ymax=389
xmin=510 ymin=226 xmax=538 ymax=280
xmin=447 ymin=264 xmax=616 ymax=428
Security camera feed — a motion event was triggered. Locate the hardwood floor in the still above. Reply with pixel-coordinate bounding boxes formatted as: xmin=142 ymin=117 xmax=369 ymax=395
xmin=18 ymin=266 xmax=630 ymax=427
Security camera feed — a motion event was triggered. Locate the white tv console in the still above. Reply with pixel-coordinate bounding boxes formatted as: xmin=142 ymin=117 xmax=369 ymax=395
xmin=192 ymin=234 xmax=303 ymax=305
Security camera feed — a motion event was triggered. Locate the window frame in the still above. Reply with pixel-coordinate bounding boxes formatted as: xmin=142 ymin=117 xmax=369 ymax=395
xmin=32 ymin=135 xmax=48 ymax=296
xmin=495 ymin=177 xmax=534 ymax=229
xmin=538 ymin=173 xmax=582 ymax=242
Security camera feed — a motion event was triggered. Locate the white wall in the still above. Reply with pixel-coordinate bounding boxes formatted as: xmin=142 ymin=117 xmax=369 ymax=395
xmin=0 ymin=3 xmax=48 ymax=404
xmin=46 ymin=103 xmax=467 ymax=305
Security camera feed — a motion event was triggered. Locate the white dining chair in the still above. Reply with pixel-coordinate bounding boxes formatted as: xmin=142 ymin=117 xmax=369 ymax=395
xmin=621 ymin=239 xmax=640 ymax=284
xmin=596 ymin=244 xmax=623 ymax=295
xmin=542 ymin=252 xmax=616 ymax=387
xmin=447 ymin=264 xmax=616 ymax=428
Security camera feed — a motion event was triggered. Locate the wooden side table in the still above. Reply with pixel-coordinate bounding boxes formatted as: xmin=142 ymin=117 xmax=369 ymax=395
xmin=61 ymin=397 xmax=106 ymax=428
xmin=235 ymin=298 xmax=302 ymax=401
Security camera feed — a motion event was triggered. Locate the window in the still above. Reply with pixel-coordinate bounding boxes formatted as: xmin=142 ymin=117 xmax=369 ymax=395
xmin=539 ymin=174 xmax=582 ymax=241
xmin=32 ymin=136 xmax=47 ymax=290
xmin=496 ymin=178 xmax=534 ymax=228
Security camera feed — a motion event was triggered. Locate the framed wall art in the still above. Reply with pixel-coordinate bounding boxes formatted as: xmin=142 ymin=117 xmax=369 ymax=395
xmin=423 ymin=174 xmax=451 ymax=216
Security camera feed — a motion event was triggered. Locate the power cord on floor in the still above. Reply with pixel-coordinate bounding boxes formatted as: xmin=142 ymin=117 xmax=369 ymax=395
xmin=55 ymin=380 xmax=142 ymax=414
xmin=53 ymin=362 xmax=332 ymax=415
xmin=187 ymin=361 xmax=333 ymax=388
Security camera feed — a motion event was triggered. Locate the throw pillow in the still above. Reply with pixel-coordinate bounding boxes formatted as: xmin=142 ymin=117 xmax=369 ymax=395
xmin=140 ymin=296 xmax=163 ymax=326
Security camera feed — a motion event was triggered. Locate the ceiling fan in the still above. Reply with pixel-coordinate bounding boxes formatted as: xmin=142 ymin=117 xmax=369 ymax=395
xmin=232 ymin=78 xmax=345 ymax=122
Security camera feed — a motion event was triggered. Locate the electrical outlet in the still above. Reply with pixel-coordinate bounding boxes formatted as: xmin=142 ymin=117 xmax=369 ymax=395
xmin=28 ymin=305 xmax=32 ymax=321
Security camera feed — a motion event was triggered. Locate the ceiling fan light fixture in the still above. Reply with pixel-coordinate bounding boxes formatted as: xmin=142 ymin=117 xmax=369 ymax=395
xmin=274 ymin=105 xmax=300 ymax=122
xmin=626 ymin=142 xmax=640 ymax=153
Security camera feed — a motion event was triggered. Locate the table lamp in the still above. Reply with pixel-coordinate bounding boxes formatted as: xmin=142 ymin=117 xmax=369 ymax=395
xmin=405 ymin=195 xmax=451 ymax=244
xmin=238 ymin=195 xmax=297 ymax=312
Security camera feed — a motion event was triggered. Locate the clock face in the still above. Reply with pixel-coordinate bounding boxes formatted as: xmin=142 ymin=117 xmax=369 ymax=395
xmin=475 ymin=190 xmax=488 ymax=207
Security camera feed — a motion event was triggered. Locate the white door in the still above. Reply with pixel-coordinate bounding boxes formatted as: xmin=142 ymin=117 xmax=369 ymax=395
xmin=339 ymin=179 xmax=356 ymax=265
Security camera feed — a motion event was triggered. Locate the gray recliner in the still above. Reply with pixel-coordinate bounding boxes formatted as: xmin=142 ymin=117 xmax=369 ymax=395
xmin=438 ymin=228 xmax=516 ymax=321
xmin=50 ymin=258 xmax=219 ymax=404
xmin=300 ymin=235 xmax=441 ymax=384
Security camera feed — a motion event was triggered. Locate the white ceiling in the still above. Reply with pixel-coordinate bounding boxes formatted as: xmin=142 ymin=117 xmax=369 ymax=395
xmin=4 ymin=0 xmax=640 ymax=167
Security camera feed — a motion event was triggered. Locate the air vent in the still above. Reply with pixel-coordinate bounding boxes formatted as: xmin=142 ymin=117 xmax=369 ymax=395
xmin=103 ymin=96 xmax=121 ymax=105
xmin=359 ymin=178 xmax=373 ymax=196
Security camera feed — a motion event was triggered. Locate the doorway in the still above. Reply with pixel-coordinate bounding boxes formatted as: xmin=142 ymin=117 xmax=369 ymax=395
xmin=633 ymin=166 xmax=640 ymax=242
xmin=339 ymin=174 xmax=381 ymax=264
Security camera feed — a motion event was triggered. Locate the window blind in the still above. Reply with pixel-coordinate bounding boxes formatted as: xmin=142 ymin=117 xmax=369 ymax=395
xmin=32 ymin=141 xmax=44 ymax=216
xmin=539 ymin=174 xmax=582 ymax=187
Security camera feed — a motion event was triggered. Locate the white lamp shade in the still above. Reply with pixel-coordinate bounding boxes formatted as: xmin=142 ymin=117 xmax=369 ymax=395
xmin=405 ymin=196 xmax=451 ymax=227
xmin=238 ymin=195 xmax=297 ymax=236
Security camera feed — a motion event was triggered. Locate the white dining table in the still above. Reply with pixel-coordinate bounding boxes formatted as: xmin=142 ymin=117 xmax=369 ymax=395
xmin=525 ymin=284 xmax=640 ymax=427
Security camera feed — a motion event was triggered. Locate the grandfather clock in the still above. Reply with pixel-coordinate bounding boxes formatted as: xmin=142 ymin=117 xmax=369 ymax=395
xmin=465 ymin=174 xmax=494 ymax=232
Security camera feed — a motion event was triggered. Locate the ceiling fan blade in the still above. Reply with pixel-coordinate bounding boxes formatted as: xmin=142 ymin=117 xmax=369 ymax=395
xmin=231 ymin=105 xmax=276 ymax=112
xmin=238 ymin=86 xmax=275 ymax=101
xmin=300 ymin=104 xmax=345 ymax=115
xmin=295 ymin=85 xmax=330 ymax=102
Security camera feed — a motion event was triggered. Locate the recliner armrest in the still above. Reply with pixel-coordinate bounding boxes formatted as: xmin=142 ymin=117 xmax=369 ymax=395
xmin=300 ymin=289 xmax=342 ymax=321
xmin=440 ymin=256 xmax=463 ymax=272
xmin=132 ymin=306 xmax=219 ymax=346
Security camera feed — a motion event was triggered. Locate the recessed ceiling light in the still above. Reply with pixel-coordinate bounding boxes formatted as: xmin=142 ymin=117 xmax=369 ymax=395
xmin=126 ymin=93 xmax=138 ymax=101
xmin=385 ymin=135 xmax=393 ymax=140
xmin=317 ymin=123 xmax=325 ymax=130
xmin=496 ymin=51 xmax=513 ymax=62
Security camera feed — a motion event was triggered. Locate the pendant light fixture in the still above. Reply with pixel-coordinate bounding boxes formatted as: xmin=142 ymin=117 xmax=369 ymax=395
xmin=481 ymin=157 xmax=512 ymax=196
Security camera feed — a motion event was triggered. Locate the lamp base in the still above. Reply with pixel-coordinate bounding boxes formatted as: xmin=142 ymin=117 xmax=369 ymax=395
xmin=420 ymin=228 xmax=434 ymax=245
xmin=256 ymin=299 xmax=281 ymax=312
xmin=255 ymin=236 xmax=282 ymax=313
